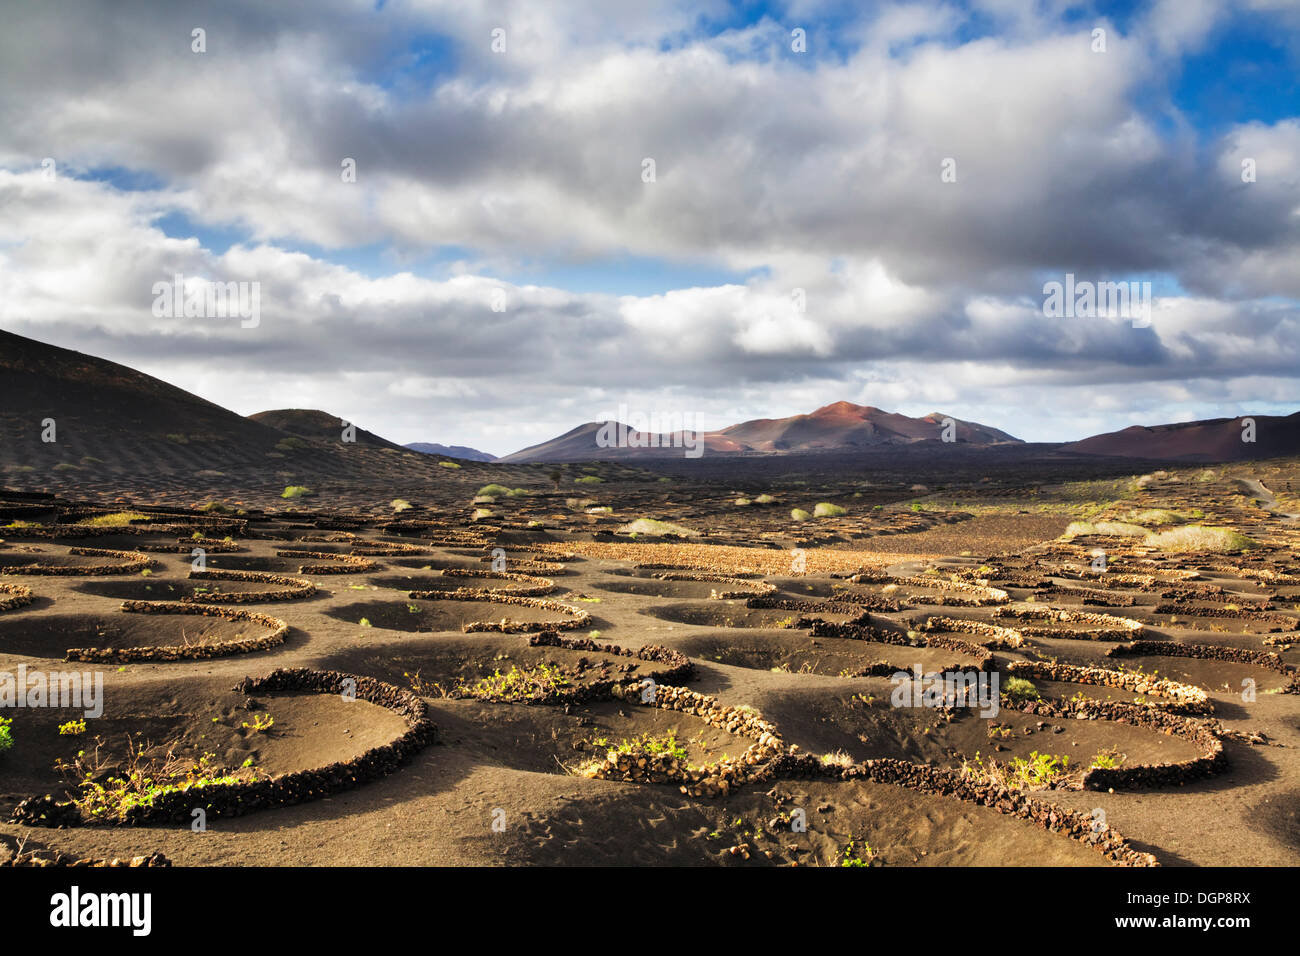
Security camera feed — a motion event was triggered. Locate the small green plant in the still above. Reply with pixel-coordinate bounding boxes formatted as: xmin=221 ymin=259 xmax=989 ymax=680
xmin=242 ymin=713 xmax=274 ymax=733
xmin=1090 ymin=747 xmax=1126 ymax=770
xmin=391 ymin=498 xmax=413 ymax=512
xmin=57 ymin=739 xmax=260 ymax=823
xmin=840 ymin=838 xmax=874 ymax=867
xmin=601 ymin=731 xmax=689 ymax=762
xmin=281 ymin=485 xmax=314 ymax=499
xmin=790 ymin=508 xmax=811 ymax=522
xmin=58 ymin=719 xmax=87 ymax=736
xmin=359 ymin=617 xmax=372 ymax=627
xmin=459 ymin=663 xmax=572 ymax=701
xmin=574 ymin=475 xmax=603 ymax=484
xmin=1002 ymin=676 xmax=1040 ymax=704
xmin=813 ymin=502 xmax=846 ymax=517
xmin=0 ymin=715 xmax=12 ymax=751
xmin=439 ymin=460 xmax=461 ymax=469
xmin=1007 ymin=751 xmax=1070 ymax=788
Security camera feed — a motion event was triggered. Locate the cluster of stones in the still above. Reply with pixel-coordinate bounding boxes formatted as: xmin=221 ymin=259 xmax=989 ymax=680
xmin=635 ymin=561 xmax=762 ymax=576
xmin=421 ymin=528 xmax=494 ymax=547
xmin=956 ymin=566 xmax=1052 ymax=588
xmin=186 ymin=568 xmax=316 ymax=603
xmin=453 ymin=593 xmax=591 ymax=633
xmin=451 ymin=632 xmax=695 ymax=704
xmin=887 ymin=574 xmax=1010 ymax=607
xmin=745 ymin=596 xmax=884 ymax=626
xmin=275 ymin=549 xmax=377 ymax=574
xmin=1108 ymin=640 xmax=1300 ymax=693
xmin=2 ymin=517 xmax=248 ymax=539
xmin=761 ymin=754 xmax=1157 ymax=866
xmin=485 ymin=554 xmax=568 ymax=575
xmin=410 ymin=568 xmax=556 ymax=598
xmin=1033 ymin=584 xmax=1138 ymax=606
xmin=138 ymin=536 xmax=241 ymax=554
xmin=1 ymin=546 xmax=156 ymax=576
xmin=806 ymin=616 xmax=995 ymax=672
xmin=351 ymin=538 xmax=428 ymax=556
xmin=1003 ymin=659 xmax=1212 ymax=715
xmin=1079 ymin=565 xmax=1201 ymax=584
xmin=11 ymin=668 xmax=437 ymax=828
xmin=642 ymin=569 xmax=777 ymax=599
xmin=3 ymin=850 xmax=170 ymax=867
xmin=528 ymin=631 xmax=694 ymax=679
xmin=1151 ymin=599 xmax=1296 ymax=628
xmin=583 ymin=683 xmax=786 ymax=799
xmin=824 ymin=585 xmax=909 ymax=611
xmin=1210 ymin=565 xmax=1300 ymax=586
xmin=994 ymin=605 xmax=1145 ymax=641
xmin=1002 ymin=693 xmax=1225 ymax=790
xmin=63 ymin=601 xmax=290 ymax=663
xmin=915 ymin=615 xmax=1027 ymax=649
xmin=294 ymin=531 xmax=355 ymax=543
xmin=0 ymin=582 xmax=33 ymax=611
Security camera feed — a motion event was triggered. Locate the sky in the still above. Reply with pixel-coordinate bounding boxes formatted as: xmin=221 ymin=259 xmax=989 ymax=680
xmin=0 ymin=0 xmax=1297 ymax=458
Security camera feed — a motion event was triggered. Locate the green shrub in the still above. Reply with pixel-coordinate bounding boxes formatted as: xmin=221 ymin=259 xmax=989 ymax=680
xmin=439 ymin=461 xmax=461 ymax=469
xmin=814 ymin=502 xmax=846 ymax=517
xmin=0 ymin=716 xmax=12 ymax=751
xmin=460 ymin=664 xmax=571 ymax=701
xmin=617 ymin=518 xmax=698 ymax=538
xmin=603 ymin=731 xmax=688 ymax=762
xmin=281 ymin=485 xmax=313 ymax=499
xmin=574 ymin=475 xmax=603 ymax=485
xmin=1007 ymin=751 xmax=1070 ymax=788
xmin=76 ymin=512 xmax=149 ymax=527
xmin=1143 ymin=525 xmax=1257 ymax=553
xmin=790 ymin=508 xmax=811 ymax=522
xmin=1002 ymin=676 xmax=1040 ymax=704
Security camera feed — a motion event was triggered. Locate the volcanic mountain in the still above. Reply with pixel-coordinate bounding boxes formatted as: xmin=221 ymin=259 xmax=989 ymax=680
xmin=499 ymin=402 xmax=1022 ymax=462
xmin=250 ymin=409 xmax=406 ymax=451
xmin=716 ymin=401 xmax=1021 ymax=452
xmin=0 ymin=329 xmax=462 ymax=490
xmin=1062 ymin=412 xmax=1300 ymax=461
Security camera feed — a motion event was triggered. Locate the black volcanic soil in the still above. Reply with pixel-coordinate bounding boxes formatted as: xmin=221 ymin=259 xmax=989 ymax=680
xmin=3 ymin=456 xmax=1300 ymax=868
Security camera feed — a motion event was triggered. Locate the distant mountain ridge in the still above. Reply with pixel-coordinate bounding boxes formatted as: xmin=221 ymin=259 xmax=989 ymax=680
xmin=2 ymin=330 xmax=1297 ymax=476
xmin=405 ymin=442 xmax=497 ymax=462
xmin=498 ymin=401 xmax=1023 ymax=462
xmin=1061 ymin=412 xmax=1300 ymax=461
